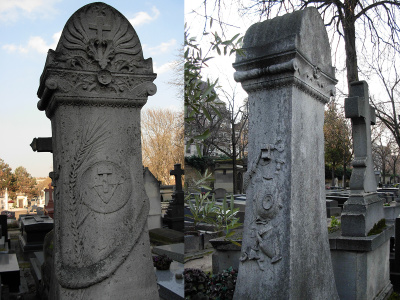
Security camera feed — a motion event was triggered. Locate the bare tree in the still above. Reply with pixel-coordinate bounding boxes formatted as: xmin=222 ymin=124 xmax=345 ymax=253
xmin=192 ymin=0 xmax=400 ymax=95
xmin=141 ymin=108 xmax=184 ymax=185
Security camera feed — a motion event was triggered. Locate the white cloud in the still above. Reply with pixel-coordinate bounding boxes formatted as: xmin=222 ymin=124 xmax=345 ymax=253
xmin=148 ymin=39 xmax=177 ymax=55
xmin=154 ymin=61 xmax=175 ymax=75
xmin=2 ymin=30 xmax=61 ymax=54
xmin=0 ymin=0 xmax=59 ymax=22
xmin=128 ymin=6 xmax=160 ymax=27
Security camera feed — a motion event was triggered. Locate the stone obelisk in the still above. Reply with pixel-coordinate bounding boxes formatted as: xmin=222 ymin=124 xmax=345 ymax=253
xmin=233 ymin=8 xmax=339 ymax=299
xmin=36 ymin=3 xmax=158 ymax=299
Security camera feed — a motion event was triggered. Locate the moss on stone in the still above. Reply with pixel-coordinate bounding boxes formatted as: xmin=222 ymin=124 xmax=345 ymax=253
xmin=367 ymin=219 xmax=387 ymax=236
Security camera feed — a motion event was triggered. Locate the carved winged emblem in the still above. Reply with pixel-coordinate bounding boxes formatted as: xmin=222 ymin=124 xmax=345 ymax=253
xmin=56 ymin=3 xmax=148 ymax=72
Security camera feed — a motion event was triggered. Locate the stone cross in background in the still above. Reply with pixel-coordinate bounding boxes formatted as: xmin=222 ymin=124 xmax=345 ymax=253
xmin=233 ymin=8 xmax=338 ymax=299
xmin=341 ymin=81 xmax=384 ymax=236
xmin=164 ymin=164 xmax=184 ymax=232
xmin=35 ymin=3 xmax=158 ymax=299
xmin=330 ymin=81 xmax=392 ymax=299
xmin=170 ymin=163 xmax=184 ymax=192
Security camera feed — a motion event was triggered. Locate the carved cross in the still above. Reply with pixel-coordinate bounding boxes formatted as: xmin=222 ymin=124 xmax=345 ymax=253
xmin=170 ymin=164 xmax=184 ymax=192
xmin=345 ymin=81 xmax=376 ymax=193
xmin=89 ymin=15 xmax=111 ymax=40
xmin=96 ymin=166 xmax=113 ymax=193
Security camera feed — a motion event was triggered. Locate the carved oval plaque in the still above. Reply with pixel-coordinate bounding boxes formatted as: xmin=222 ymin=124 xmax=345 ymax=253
xmin=79 ymin=161 xmax=131 ymax=213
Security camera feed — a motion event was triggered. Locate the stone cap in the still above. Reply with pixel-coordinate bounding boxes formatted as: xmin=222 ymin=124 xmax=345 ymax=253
xmin=37 ymin=2 xmax=157 ymax=117
xmin=233 ymin=8 xmax=336 ymax=102
xmin=235 ymin=8 xmax=334 ymax=77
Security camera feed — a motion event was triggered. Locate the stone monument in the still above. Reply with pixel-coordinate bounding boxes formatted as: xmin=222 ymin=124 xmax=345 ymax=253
xmin=35 ymin=3 xmax=158 ymax=299
xmin=232 ymin=8 xmax=339 ymax=299
xmin=164 ymin=164 xmax=184 ymax=232
xmin=330 ymin=81 xmax=393 ymax=299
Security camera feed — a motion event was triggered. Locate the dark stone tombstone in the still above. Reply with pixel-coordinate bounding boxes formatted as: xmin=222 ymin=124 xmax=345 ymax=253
xmin=19 ymin=215 xmax=54 ymax=252
xmin=164 ymin=164 xmax=184 ymax=232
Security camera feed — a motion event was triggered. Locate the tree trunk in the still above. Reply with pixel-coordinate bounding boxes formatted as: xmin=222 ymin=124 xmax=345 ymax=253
xmin=342 ymin=1 xmax=359 ymax=89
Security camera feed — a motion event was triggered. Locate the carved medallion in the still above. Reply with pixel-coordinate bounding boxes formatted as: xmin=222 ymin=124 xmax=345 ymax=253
xmin=79 ymin=161 xmax=131 ymax=213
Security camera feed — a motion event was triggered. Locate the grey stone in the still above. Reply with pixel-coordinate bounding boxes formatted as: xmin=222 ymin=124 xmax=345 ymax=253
xmin=144 ymin=167 xmax=162 ymax=230
xmin=155 ymin=260 xmax=184 ymax=300
xmin=233 ymin=8 xmax=338 ymax=299
xmin=341 ymin=81 xmax=384 ymax=237
xmin=19 ymin=215 xmax=53 ymax=252
xmin=214 ymin=188 xmax=227 ymax=199
xmin=153 ymin=243 xmax=184 ymax=264
xmin=330 ymin=80 xmax=392 ymax=299
xmin=35 ymin=2 xmax=158 ymax=299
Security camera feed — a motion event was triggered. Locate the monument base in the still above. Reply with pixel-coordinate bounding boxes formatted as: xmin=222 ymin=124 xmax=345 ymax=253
xmin=329 ymin=226 xmax=393 ymax=300
xmin=341 ymin=193 xmax=384 ymax=237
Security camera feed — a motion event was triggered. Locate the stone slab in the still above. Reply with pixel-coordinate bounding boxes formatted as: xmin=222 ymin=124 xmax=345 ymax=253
xmin=155 ymin=261 xmax=184 ymax=300
xmin=329 ymin=225 xmax=394 ymax=252
xmin=153 ymin=243 xmax=184 ymax=263
xmin=0 ymin=253 xmax=20 ymax=292
xmin=149 ymin=228 xmax=184 ymax=245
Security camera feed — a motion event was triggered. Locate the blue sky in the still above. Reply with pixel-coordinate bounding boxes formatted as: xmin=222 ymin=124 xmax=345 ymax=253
xmin=0 ymin=0 xmax=183 ymax=177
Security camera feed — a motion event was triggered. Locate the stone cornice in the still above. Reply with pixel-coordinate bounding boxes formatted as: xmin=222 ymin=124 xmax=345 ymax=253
xmin=233 ymin=51 xmax=337 ymax=103
xmin=37 ymin=68 xmax=156 ymax=117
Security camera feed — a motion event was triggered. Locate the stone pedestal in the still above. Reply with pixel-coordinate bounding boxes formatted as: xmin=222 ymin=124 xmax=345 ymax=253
xmin=232 ymin=8 xmax=338 ymax=299
xmin=36 ymin=3 xmax=158 ymax=299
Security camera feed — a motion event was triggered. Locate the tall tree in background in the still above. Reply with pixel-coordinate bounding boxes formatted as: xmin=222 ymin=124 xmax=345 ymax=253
xmin=0 ymin=159 xmax=12 ymax=191
xmin=141 ymin=108 xmax=184 ymax=185
xmin=11 ymin=166 xmax=38 ymax=199
xmin=324 ymin=101 xmax=352 ymax=186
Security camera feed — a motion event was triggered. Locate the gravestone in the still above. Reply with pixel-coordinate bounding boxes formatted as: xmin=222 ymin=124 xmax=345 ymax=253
xmin=164 ymin=164 xmax=184 ymax=232
xmin=232 ymin=8 xmax=338 ymax=299
xmin=330 ymin=81 xmax=393 ymax=299
xmin=19 ymin=215 xmax=54 ymax=252
xmin=35 ymin=3 xmax=158 ymax=299
xmin=143 ymin=167 xmax=162 ymax=230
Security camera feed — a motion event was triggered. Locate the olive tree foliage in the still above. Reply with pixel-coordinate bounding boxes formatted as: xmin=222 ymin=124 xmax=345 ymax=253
xmin=184 ymin=23 xmax=244 ymax=155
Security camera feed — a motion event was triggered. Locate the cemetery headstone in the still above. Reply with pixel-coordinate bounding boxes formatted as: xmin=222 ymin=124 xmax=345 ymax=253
xmin=35 ymin=3 xmax=158 ymax=298
xmin=143 ymin=167 xmax=162 ymax=230
xmin=19 ymin=215 xmax=54 ymax=252
xmin=164 ymin=164 xmax=184 ymax=232
xmin=232 ymin=8 xmax=339 ymax=299
xmin=330 ymin=81 xmax=393 ymax=299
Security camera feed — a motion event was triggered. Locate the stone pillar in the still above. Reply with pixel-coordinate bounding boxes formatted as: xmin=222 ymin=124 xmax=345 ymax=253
xmin=330 ymin=81 xmax=393 ymax=299
xmin=233 ymin=8 xmax=338 ymax=299
xmin=36 ymin=3 xmax=158 ymax=299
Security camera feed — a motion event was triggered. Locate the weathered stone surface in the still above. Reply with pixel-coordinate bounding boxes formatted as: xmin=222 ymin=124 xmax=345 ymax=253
xmin=36 ymin=2 xmax=158 ymax=299
xmin=233 ymin=8 xmax=338 ymax=299
xmin=341 ymin=81 xmax=384 ymax=237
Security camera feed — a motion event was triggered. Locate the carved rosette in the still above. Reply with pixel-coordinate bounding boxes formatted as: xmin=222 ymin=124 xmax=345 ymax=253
xmin=37 ymin=2 xmax=157 ymax=117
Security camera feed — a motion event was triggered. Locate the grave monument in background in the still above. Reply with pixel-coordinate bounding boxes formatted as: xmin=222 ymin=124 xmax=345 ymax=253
xmin=35 ymin=3 xmax=158 ymax=299
xmin=232 ymin=8 xmax=339 ymax=299
xmin=330 ymin=81 xmax=393 ymax=299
